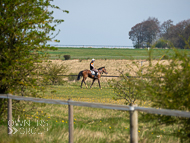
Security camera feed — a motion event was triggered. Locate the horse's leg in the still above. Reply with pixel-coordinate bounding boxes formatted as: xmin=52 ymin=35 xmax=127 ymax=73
xmin=83 ymin=77 xmax=88 ymax=88
xmin=98 ymin=78 xmax=102 ymax=89
xmin=81 ymin=78 xmax=84 ymax=88
xmin=90 ymin=79 xmax=95 ymax=89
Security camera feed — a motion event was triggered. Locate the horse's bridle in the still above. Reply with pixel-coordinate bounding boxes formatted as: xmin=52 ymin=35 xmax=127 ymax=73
xmin=98 ymin=68 xmax=107 ymax=74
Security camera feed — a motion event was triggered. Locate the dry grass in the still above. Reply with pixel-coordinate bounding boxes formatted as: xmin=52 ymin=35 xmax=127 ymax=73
xmin=49 ymin=59 xmax=170 ymax=82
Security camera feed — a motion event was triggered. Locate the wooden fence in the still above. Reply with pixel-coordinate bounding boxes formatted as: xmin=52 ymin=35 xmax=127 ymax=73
xmin=55 ymin=74 xmax=162 ymax=78
xmin=0 ymin=94 xmax=190 ymax=143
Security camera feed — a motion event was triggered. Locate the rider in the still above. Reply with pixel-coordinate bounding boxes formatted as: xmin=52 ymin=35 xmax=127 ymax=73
xmin=90 ymin=59 xmax=98 ymax=78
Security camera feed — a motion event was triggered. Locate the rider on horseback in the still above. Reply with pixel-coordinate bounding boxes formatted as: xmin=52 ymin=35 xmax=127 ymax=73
xmin=90 ymin=59 xmax=98 ymax=78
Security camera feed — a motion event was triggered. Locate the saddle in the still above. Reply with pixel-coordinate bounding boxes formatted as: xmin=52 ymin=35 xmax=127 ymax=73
xmin=90 ymin=70 xmax=98 ymax=75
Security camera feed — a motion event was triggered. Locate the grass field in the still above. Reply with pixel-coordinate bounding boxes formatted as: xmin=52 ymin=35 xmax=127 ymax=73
xmin=46 ymin=47 xmax=190 ymax=60
xmin=0 ymin=104 xmax=180 ymax=143
xmin=1 ymin=47 xmax=188 ymax=142
xmin=0 ymin=82 xmax=182 ymax=143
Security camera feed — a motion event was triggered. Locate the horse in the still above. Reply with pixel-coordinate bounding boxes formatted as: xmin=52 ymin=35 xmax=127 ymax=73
xmin=77 ymin=67 xmax=108 ymax=89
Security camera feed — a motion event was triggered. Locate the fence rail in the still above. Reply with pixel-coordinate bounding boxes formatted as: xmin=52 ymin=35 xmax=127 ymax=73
xmin=50 ymin=44 xmax=134 ymax=49
xmin=51 ymin=74 xmax=163 ymax=78
xmin=0 ymin=94 xmax=190 ymax=143
xmin=57 ymin=74 xmax=121 ymax=77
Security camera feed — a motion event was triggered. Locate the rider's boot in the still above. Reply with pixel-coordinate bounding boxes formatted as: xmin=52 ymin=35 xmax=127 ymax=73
xmin=95 ymin=72 xmax=98 ymax=78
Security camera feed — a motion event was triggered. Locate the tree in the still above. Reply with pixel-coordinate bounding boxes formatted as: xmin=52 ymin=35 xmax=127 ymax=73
xmin=0 ymin=0 xmax=68 ymax=116
xmin=129 ymin=23 xmax=144 ymax=48
xmin=160 ymin=19 xmax=173 ymax=39
xmin=183 ymin=24 xmax=190 ymax=48
xmin=129 ymin=17 xmax=160 ymax=48
xmin=160 ymin=19 xmax=190 ymax=48
xmin=142 ymin=17 xmax=160 ymax=47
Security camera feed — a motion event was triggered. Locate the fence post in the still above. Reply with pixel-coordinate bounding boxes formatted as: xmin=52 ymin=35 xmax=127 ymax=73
xmin=8 ymin=98 xmax=12 ymax=136
xmin=68 ymin=99 xmax=74 ymax=143
xmin=130 ymin=104 xmax=138 ymax=143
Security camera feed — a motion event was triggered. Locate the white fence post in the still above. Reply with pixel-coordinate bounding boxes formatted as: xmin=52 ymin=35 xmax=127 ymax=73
xmin=8 ymin=98 xmax=12 ymax=136
xmin=68 ymin=99 xmax=74 ymax=143
xmin=130 ymin=104 xmax=138 ymax=143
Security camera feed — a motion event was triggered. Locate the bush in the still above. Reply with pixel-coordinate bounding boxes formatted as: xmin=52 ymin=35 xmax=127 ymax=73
xmin=110 ymin=41 xmax=190 ymax=142
xmin=68 ymin=73 xmax=77 ymax=81
xmin=42 ymin=62 xmax=67 ymax=85
xmin=155 ymin=38 xmax=172 ymax=49
xmin=63 ymin=55 xmax=71 ymax=60
xmin=161 ymin=55 xmax=169 ymax=60
xmin=140 ymin=47 xmax=190 ymax=142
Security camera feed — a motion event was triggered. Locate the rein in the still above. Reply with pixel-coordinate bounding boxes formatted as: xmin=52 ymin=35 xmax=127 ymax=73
xmin=98 ymin=68 xmax=104 ymax=74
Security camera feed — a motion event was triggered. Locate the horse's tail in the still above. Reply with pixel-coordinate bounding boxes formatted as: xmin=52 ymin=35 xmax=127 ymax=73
xmin=77 ymin=71 xmax=83 ymax=80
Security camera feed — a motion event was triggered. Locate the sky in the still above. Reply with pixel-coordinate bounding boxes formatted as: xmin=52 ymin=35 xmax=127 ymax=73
xmin=48 ymin=0 xmax=190 ymax=46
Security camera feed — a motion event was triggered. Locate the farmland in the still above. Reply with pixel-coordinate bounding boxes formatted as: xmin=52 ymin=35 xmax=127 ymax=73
xmin=46 ymin=47 xmax=190 ymax=60
xmin=49 ymin=59 xmax=171 ymax=79
xmin=0 ymin=48 xmax=188 ymax=143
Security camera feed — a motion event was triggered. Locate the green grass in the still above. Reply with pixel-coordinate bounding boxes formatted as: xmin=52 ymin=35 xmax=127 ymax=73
xmin=41 ymin=82 xmax=125 ymax=105
xmin=0 ymin=103 xmax=180 ymax=143
xmin=44 ymin=82 xmax=114 ymax=98
xmin=0 ymin=83 xmax=183 ymax=142
xmin=45 ymin=47 xmax=190 ymax=60
xmin=1 ymin=46 xmax=189 ymax=142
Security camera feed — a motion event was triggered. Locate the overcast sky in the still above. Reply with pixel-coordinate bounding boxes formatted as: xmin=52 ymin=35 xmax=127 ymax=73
xmin=48 ymin=0 xmax=190 ymax=46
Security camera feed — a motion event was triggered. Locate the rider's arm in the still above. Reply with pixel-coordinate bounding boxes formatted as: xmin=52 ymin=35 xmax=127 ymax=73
xmin=91 ymin=63 xmax=94 ymax=68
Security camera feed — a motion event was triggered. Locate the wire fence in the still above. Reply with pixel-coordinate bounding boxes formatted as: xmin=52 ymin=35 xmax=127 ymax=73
xmin=49 ymin=44 xmax=134 ymax=49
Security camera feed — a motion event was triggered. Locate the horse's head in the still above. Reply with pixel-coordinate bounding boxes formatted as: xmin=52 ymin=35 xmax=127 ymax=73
xmin=101 ymin=67 xmax=108 ymax=74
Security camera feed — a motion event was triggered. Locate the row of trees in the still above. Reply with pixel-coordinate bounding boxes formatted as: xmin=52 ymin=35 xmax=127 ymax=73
xmin=129 ymin=17 xmax=190 ymax=49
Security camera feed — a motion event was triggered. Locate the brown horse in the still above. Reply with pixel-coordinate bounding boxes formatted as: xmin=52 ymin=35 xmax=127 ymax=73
xmin=77 ymin=67 xmax=108 ymax=89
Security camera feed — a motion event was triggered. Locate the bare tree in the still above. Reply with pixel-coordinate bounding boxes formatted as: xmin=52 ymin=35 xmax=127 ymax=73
xmin=161 ymin=19 xmax=190 ymax=48
xmin=129 ymin=23 xmax=144 ymax=48
xmin=160 ymin=19 xmax=173 ymax=39
xmin=129 ymin=17 xmax=160 ymax=48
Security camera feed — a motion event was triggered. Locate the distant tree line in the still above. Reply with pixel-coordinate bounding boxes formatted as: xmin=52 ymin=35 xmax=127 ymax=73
xmin=129 ymin=17 xmax=190 ymax=49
